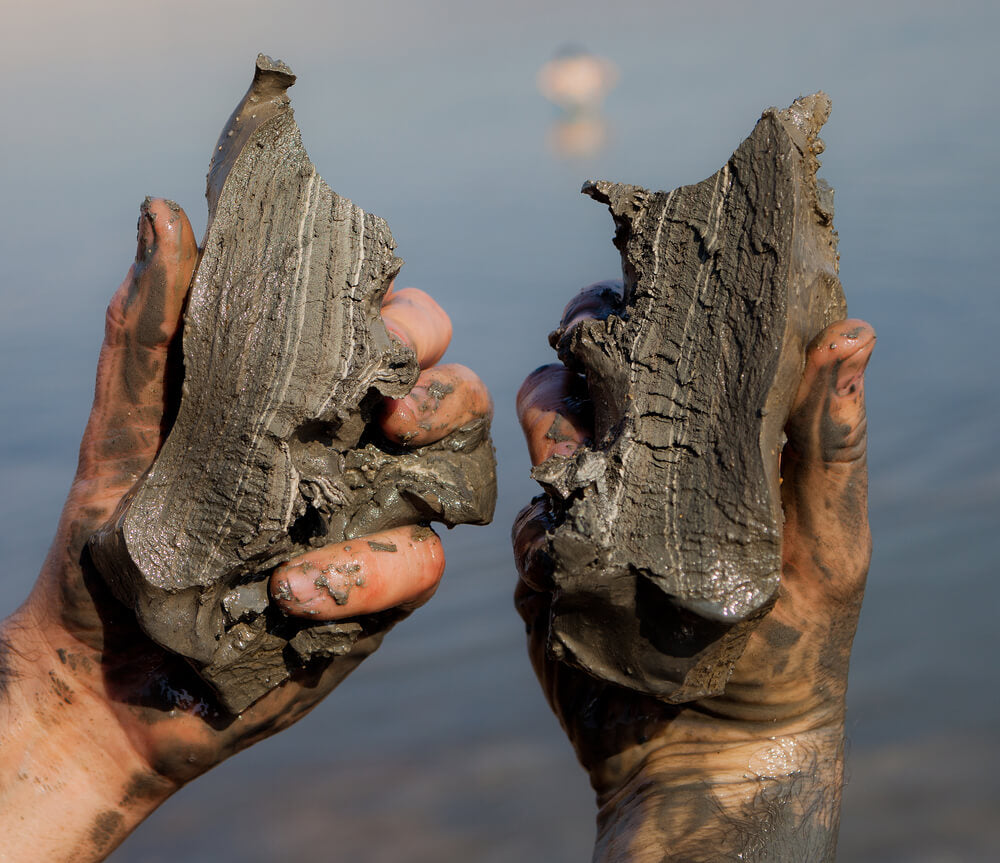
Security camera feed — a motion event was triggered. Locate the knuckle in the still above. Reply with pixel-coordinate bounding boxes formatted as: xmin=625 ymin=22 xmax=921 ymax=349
xmin=820 ymin=411 xmax=868 ymax=464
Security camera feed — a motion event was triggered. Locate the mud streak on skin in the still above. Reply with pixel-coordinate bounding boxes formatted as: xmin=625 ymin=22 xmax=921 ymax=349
xmin=89 ymin=810 xmax=125 ymax=854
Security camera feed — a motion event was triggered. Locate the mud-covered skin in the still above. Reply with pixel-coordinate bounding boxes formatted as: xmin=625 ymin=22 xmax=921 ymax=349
xmin=381 ymin=363 xmax=494 ymax=447
xmin=0 ymin=199 xmax=484 ymax=862
xmin=517 ymin=365 xmax=594 ymax=462
xmin=270 ymin=524 xmax=446 ymax=618
xmin=515 ymin=295 xmax=874 ymax=861
xmin=382 ymin=286 xmax=453 ymax=368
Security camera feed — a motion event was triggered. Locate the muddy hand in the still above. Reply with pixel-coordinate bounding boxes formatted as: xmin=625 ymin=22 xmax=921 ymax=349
xmin=513 ymin=282 xmax=874 ymax=861
xmin=0 ymin=199 xmax=206 ymax=862
xmin=514 ymin=304 xmax=876 ymax=771
xmin=0 ymin=200 xmax=490 ymax=863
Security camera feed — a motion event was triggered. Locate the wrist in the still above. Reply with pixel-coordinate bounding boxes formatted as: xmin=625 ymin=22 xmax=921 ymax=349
xmin=0 ymin=605 xmax=176 ymax=861
xmin=592 ymin=721 xmax=846 ymax=863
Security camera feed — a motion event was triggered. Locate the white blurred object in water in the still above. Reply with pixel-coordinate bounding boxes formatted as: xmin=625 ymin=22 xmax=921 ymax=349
xmin=546 ymin=115 xmax=608 ymax=159
xmin=537 ymin=46 xmax=619 ymax=113
xmin=538 ymin=46 xmax=618 ymax=158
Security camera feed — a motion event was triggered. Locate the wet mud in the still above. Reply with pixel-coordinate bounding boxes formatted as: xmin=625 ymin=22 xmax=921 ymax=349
xmin=89 ymin=56 xmax=496 ymax=713
xmin=532 ymin=94 xmax=846 ymax=702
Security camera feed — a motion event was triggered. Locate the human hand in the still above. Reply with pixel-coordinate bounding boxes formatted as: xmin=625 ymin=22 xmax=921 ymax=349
xmin=0 ymin=198 xmax=490 ymax=861
xmin=514 ymin=281 xmax=874 ymax=862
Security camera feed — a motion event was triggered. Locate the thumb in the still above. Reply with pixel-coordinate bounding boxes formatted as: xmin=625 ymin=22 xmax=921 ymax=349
xmin=76 ymin=198 xmax=197 ymax=496
xmin=785 ymin=320 xmax=876 ymax=466
xmin=780 ymin=319 xmax=876 ymax=602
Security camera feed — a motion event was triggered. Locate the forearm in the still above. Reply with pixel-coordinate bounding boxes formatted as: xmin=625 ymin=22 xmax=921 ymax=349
xmin=592 ymin=724 xmax=845 ymax=863
xmin=0 ymin=609 xmax=175 ymax=862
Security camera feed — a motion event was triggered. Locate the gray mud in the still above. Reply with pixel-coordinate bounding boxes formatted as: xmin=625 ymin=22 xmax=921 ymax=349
xmin=533 ymin=94 xmax=846 ymax=702
xmin=89 ymin=56 xmax=496 ymax=713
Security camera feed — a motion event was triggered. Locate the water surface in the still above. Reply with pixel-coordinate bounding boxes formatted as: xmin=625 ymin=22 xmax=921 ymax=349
xmin=1 ymin=2 xmax=997 ymax=859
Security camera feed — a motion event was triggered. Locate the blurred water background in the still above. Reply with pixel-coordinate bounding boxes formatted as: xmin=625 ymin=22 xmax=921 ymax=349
xmin=1 ymin=1 xmax=998 ymax=860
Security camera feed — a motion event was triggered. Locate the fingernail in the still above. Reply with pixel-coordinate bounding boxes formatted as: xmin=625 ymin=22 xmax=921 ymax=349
xmin=551 ymin=439 xmax=581 ymax=458
xmin=835 ymin=343 xmax=873 ymax=396
xmin=136 ymin=197 xmax=156 ymax=262
xmin=559 ymin=281 xmax=623 ymax=328
xmin=272 ymin=578 xmax=295 ymax=603
xmin=385 ymin=321 xmax=414 ymax=350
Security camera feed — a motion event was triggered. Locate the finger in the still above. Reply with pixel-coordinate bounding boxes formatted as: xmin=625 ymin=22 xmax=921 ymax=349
xmin=515 ymin=282 xmax=612 ymax=465
xmin=381 ymin=287 xmax=452 ymax=369
xmin=512 ymin=496 xmax=557 ymax=592
xmin=516 ymin=364 xmax=593 ymax=465
xmin=513 ymin=576 xmax=555 ymax=699
xmin=558 ymin=279 xmax=623 ymax=329
xmin=786 ymin=319 xmax=876 ymax=465
xmin=380 ymin=363 xmax=492 ymax=446
xmin=77 ymin=198 xmax=198 ymax=490
xmin=270 ymin=525 xmax=445 ymax=620
xmin=781 ymin=319 xmax=876 ymax=600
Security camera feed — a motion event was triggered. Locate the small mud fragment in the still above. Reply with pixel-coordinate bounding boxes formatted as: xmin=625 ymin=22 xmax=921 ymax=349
xmin=55 ymin=647 xmax=92 ymax=673
xmin=425 ymin=380 xmax=454 ymax=401
xmin=410 ymin=525 xmax=436 ymax=542
xmin=313 ymin=569 xmax=363 ymax=605
xmin=48 ymin=671 xmax=74 ymax=705
xmin=545 ymin=414 xmax=576 ymax=444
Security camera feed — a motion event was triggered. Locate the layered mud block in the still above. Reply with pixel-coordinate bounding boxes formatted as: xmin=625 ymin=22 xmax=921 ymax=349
xmin=90 ymin=56 xmax=496 ymax=713
xmin=534 ymin=94 xmax=845 ymax=702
